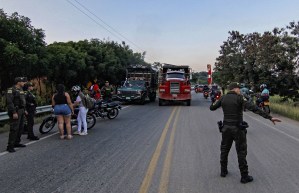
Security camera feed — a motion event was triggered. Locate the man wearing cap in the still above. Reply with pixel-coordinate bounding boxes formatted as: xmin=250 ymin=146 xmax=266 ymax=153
xmin=101 ymin=81 xmax=114 ymax=101
xmin=24 ymin=82 xmax=39 ymax=140
xmin=6 ymin=77 xmax=28 ymax=152
xmin=210 ymin=82 xmax=281 ymax=183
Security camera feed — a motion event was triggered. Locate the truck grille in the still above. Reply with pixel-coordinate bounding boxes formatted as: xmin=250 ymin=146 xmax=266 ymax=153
xmin=170 ymin=82 xmax=180 ymax=93
xmin=120 ymin=90 xmax=136 ymax=95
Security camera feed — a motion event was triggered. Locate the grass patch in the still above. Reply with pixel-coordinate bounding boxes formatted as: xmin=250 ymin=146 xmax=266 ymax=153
xmin=270 ymin=95 xmax=299 ymax=121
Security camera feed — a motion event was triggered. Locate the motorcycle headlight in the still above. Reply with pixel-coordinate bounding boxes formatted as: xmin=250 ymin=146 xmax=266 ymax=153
xmin=184 ymin=88 xmax=191 ymax=92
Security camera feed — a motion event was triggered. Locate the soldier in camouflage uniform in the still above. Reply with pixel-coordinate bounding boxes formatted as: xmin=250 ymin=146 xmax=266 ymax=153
xmin=210 ymin=82 xmax=281 ymax=183
xmin=6 ymin=77 xmax=28 ymax=153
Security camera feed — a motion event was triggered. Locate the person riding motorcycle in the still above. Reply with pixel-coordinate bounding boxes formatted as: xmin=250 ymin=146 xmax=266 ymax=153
xmin=203 ymin=85 xmax=209 ymax=92
xmin=256 ymin=84 xmax=269 ymax=106
xmin=210 ymin=84 xmax=221 ymax=102
xmin=240 ymin=83 xmax=251 ymax=111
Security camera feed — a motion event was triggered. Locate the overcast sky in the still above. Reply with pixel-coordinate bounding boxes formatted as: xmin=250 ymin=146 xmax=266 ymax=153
xmin=1 ymin=0 xmax=299 ymax=71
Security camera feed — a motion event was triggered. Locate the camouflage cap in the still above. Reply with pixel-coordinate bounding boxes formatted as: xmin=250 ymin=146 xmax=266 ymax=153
xmin=228 ymin=82 xmax=240 ymax=90
xmin=15 ymin=77 xmax=27 ymax=83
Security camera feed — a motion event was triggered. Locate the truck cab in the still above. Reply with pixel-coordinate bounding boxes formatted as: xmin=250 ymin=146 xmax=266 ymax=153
xmin=158 ymin=64 xmax=191 ymax=106
xmin=117 ymin=64 xmax=158 ymax=104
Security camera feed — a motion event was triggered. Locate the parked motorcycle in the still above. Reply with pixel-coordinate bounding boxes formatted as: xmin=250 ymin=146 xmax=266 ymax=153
xmin=39 ymin=108 xmax=96 ymax=134
xmin=90 ymin=100 xmax=122 ymax=119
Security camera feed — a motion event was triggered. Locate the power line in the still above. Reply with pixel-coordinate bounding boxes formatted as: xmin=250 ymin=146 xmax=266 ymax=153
xmin=66 ymin=0 xmax=158 ymax=63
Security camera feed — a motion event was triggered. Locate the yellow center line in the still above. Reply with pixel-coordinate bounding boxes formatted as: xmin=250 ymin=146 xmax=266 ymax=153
xmin=138 ymin=107 xmax=178 ymax=193
xmin=158 ymin=107 xmax=181 ymax=193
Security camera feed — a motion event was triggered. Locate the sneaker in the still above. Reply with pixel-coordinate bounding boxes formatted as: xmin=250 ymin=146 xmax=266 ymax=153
xmin=60 ymin=135 xmax=65 ymax=140
xmin=66 ymin=135 xmax=73 ymax=140
xmin=73 ymin=131 xmax=81 ymax=135
xmin=79 ymin=132 xmax=88 ymax=136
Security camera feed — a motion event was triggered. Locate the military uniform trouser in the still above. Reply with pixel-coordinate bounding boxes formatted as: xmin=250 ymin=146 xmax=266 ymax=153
xmin=26 ymin=110 xmax=35 ymax=137
xmin=220 ymin=125 xmax=248 ymax=176
xmin=7 ymin=109 xmax=25 ymax=148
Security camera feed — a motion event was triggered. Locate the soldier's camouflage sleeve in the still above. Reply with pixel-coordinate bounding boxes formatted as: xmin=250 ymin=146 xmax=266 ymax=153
xmin=243 ymin=96 xmax=272 ymax=120
xmin=6 ymin=89 xmax=16 ymax=114
xmin=210 ymin=96 xmax=222 ymax=111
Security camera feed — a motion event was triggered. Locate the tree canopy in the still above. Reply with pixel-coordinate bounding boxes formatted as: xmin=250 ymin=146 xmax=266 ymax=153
xmin=214 ymin=22 xmax=299 ymax=100
xmin=0 ymin=9 xmax=148 ymax=92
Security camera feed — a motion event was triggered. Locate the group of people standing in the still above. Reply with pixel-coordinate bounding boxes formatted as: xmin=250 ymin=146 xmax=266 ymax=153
xmin=5 ymin=76 xmax=115 ymax=153
xmin=6 ymin=77 xmax=40 ymax=153
xmin=51 ymin=79 xmax=115 ymax=140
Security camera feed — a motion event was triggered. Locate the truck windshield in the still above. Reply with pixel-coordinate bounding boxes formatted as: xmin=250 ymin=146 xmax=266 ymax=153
xmin=166 ymin=73 xmax=185 ymax=79
xmin=124 ymin=80 xmax=145 ymax=87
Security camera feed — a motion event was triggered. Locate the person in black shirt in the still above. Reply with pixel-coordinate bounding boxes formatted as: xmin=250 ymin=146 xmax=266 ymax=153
xmin=24 ymin=82 xmax=39 ymax=140
xmin=210 ymin=82 xmax=281 ymax=183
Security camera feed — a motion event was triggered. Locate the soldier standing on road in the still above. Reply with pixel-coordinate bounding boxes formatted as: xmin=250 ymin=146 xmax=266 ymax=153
xmin=6 ymin=77 xmax=28 ymax=153
xmin=24 ymin=82 xmax=39 ymax=141
xmin=210 ymin=82 xmax=281 ymax=183
xmin=101 ymin=81 xmax=114 ymax=102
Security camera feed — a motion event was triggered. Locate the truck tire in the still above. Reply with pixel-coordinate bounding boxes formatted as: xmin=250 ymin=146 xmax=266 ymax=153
xmin=148 ymin=92 xmax=156 ymax=102
xmin=159 ymin=99 xmax=163 ymax=106
xmin=186 ymin=99 xmax=191 ymax=106
xmin=140 ymin=97 xmax=146 ymax=105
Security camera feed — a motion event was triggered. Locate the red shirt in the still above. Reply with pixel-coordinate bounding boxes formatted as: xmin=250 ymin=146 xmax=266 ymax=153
xmin=92 ymin=84 xmax=101 ymax=100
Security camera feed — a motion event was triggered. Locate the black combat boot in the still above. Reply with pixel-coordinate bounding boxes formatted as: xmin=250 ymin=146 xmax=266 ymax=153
xmin=220 ymin=168 xmax=228 ymax=177
xmin=240 ymin=175 xmax=253 ymax=183
xmin=6 ymin=147 xmax=16 ymax=153
xmin=14 ymin=143 xmax=26 ymax=148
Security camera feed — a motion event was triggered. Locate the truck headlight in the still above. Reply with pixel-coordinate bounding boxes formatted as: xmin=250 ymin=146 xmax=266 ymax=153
xmin=159 ymin=88 xmax=165 ymax=92
xmin=184 ymin=89 xmax=190 ymax=92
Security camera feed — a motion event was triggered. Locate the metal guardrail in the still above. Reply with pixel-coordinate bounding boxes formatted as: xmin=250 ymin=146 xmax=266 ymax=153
xmin=0 ymin=105 xmax=52 ymax=121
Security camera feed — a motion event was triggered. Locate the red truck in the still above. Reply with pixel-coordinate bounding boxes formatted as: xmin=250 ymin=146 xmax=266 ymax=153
xmin=158 ymin=64 xmax=192 ymax=106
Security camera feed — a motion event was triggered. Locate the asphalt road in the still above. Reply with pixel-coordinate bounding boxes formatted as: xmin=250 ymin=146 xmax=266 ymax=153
xmin=0 ymin=92 xmax=298 ymax=193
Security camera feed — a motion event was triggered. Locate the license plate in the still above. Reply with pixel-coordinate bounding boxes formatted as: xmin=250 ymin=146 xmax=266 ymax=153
xmin=126 ymin=97 xmax=130 ymax=100
xmin=264 ymin=102 xmax=270 ymax=105
xmin=172 ymin=94 xmax=177 ymax=97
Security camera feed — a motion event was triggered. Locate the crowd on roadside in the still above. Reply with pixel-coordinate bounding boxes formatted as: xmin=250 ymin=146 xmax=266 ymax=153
xmin=5 ymin=76 xmax=116 ymax=153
